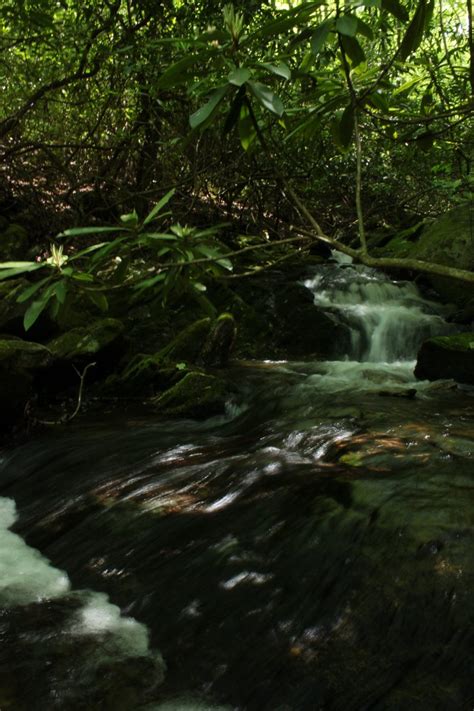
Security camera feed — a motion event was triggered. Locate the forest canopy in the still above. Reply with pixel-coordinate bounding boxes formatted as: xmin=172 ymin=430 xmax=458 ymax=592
xmin=0 ymin=0 xmax=473 ymax=300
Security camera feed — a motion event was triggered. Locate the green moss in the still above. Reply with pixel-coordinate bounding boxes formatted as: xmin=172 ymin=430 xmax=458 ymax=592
xmin=47 ymin=318 xmax=124 ymax=360
xmin=0 ymin=337 xmax=52 ymax=369
xmin=425 ymin=332 xmax=474 ymax=351
xmin=103 ymin=353 xmax=182 ymax=396
xmin=152 ymin=371 xmax=227 ymax=418
xmin=158 ymin=317 xmax=212 ymax=363
xmin=200 ymin=312 xmax=237 ymax=366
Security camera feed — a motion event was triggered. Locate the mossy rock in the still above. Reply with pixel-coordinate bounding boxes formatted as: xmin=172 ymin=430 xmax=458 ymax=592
xmin=0 ymin=336 xmax=53 ymax=370
xmin=0 ymin=223 xmax=28 ymax=261
xmin=102 ymin=353 xmax=182 ymax=397
xmin=415 ymin=332 xmax=474 ymax=384
xmin=47 ymin=318 xmax=125 ymax=361
xmin=158 ymin=317 xmax=212 ymax=363
xmin=406 ymin=203 xmax=474 ymax=303
xmin=152 ymin=371 xmax=227 ymax=418
xmin=200 ymin=313 xmax=236 ymax=366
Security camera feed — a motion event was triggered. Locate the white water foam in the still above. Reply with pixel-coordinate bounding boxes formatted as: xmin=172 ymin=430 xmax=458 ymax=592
xmin=0 ymin=496 xmax=160 ymax=665
xmin=304 ymin=268 xmax=452 ymax=363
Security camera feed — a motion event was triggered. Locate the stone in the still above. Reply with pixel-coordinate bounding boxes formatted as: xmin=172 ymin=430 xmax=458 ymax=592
xmin=47 ymin=318 xmax=125 ymax=361
xmin=0 ymin=337 xmax=53 ymax=370
xmin=158 ymin=317 xmax=212 ymax=363
xmin=415 ymin=333 xmax=474 ymax=385
xmin=200 ymin=312 xmax=237 ymax=366
xmin=151 ymin=371 xmax=227 ymax=418
xmin=388 ymin=203 xmax=474 ymax=303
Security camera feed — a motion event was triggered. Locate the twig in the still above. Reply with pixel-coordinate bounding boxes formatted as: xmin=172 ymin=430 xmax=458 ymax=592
xmin=33 ymin=362 xmax=96 ymax=426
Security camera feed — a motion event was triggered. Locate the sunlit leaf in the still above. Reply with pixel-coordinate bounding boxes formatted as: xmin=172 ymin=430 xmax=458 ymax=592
xmin=228 ymin=67 xmax=251 ymax=86
xmin=248 ymin=81 xmax=284 ymax=116
xmin=260 ymin=61 xmax=291 ymax=80
xmin=143 ymin=189 xmax=176 ymax=226
xmin=336 ymin=15 xmax=358 ymax=36
xmin=310 ymin=20 xmax=333 ymax=54
xmin=190 ymin=85 xmax=229 ymax=129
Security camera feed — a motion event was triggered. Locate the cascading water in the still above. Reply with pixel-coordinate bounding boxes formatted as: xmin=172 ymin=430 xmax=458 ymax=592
xmin=0 ymin=260 xmax=473 ymax=710
xmin=304 ymin=260 xmax=452 ymax=363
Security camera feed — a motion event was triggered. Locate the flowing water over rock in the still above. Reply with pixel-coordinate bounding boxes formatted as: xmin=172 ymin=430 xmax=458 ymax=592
xmin=0 ymin=263 xmax=473 ymax=710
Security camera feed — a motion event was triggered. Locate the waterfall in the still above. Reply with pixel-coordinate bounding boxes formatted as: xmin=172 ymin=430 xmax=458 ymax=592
xmin=304 ymin=264 xmax=452 ymax=363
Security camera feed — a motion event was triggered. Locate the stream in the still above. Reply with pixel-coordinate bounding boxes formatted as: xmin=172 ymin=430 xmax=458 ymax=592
xmin=1 ymin=262 xmax=474 ymax=710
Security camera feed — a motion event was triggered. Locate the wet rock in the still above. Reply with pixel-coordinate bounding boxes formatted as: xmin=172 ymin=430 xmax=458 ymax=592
xmin=152 ymin=371 xmax=228 ymax=418
xmin=101 ymin=354 xmax=182 ymax=398
xmin=47 ymin=318 xmax=125 ymax=362
xmin=378 ymin=388 xmax=417 ymax=399
xmin=415 ymin=333 xmax=474 ymax=385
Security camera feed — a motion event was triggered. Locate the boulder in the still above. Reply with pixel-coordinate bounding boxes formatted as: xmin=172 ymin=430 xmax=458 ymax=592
xmin=151 ymin=371 xmax=227 ymax=418
xmin=386 ymin=203 xmax=474 ymax=303
xmin=47 ymin=318 xmax=125 ymax=362
xmin=101 ymin=354 xmax=182 ymax=397
xmin=200 ymin=312 xmax=237 ymax=366
xmin=0 ymin=337 xmax=53 ymax=370
xmin=415 ymin=333 xmax=474 ymax=385
xmin=158 ymin=317 xmax=212 ymax=363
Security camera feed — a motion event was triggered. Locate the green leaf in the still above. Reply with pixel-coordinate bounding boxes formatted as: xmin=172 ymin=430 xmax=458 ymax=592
xmin=336 ymin=15 xmax=358 ymax=36
xmin=238 ymin=103 xmax=257 ymax=151
xmin=331 ymin=105 xmax=355 ymax=151
xmin=87 ymin=291 xmax=109 ymax=312
xmin=381 ymin=0 xmax=409 ymax=22
xmin=143 ymin=188 xmax=176 ymax=226
xmin=157 ymin=51 xmax=213 ymax=89
xmin=366 ymin=92 xmax=390 ymax=112
xmin=356 ymin=18 xmax=374 ymax=39
xmin=341 ymin=35 xmax=366 ymax=66
xmin=190 ymin=85 xmax=229 ymax=129
xmin=216 ymin=257 xmax=233 ymax=271
xmin=133 ymin=272 xmax=167 ymax=292
xmin=55 ymin=281 xmax=67 ymax=304
xmin=192 ymin=281 xmax=207 ymax=292
xmin=399 ymin=0 xmax=427 ymax=61
xmin=72 ymin=272 xmax=95 ymax=282
xmin=58 ymin=226 xmax=127 ymax=238
xmin=228 ymin=67 xmax=251 ymax=86
xmin=69 ymin=242 xmax=109 ymax=260
xmin=23 ymin=293 xmax=52 ymax=331
xmin=248 ymin=81 xmax=284 ymax=116
xmin=392 ymin=76 xmax=421 ymax=95
xmin=339 ymin=104 xmax=355 ymax=148
xmin=0 ymin=262 xmax=45 ymax=280
xmin=310 ymin=20 xmax=333 ymax=54
xmin=16 ymin=277 xmax=52 ymax=303
xmin=260 ymin=61 xmax=291 ymax=80
xmin=224 ymin=86 xmax=246 ymax=134
xmin=120 ymin=209 xmax=139 ymax=226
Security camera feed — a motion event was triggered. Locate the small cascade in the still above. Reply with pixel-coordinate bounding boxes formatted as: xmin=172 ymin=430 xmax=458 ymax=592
xmin=304 ymin=264 xmax=452 ymax=363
